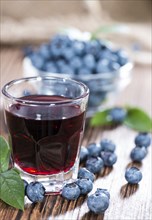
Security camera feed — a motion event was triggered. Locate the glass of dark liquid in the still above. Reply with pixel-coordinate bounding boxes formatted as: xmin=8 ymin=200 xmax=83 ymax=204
xmin=2 ymin=76 xmax=89 ymax=193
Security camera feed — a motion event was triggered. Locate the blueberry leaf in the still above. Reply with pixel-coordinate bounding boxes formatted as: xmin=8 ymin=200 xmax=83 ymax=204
xmin=0 ymin=136 xmax=10 ymax=173
xmin=91 ymin=25 xmax=128 ymax=39
xmin=90 ymin=109 xmax=112 ymax=126
xmin=124 ymin=107 xmax=152 ymax=132
xmin=0 ymin=168 xmax=24 ymax=210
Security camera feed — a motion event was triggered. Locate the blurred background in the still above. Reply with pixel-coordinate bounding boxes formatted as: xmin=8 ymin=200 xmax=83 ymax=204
xmin=1 ymin=0 xmax=151 ymax=64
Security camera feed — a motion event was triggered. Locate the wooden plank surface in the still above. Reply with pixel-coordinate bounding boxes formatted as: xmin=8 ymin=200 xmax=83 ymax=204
xmin=0 ymin=47 xmax=151 ymax=220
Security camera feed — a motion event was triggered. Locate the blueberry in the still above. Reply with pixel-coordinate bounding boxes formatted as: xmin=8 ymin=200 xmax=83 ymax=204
xmin=56 ymin=59 xmax=66 ymax=69
xmin=78 ymin=168 xmax=95 ymax=182
xmin=60 ymin=64 xmax=74 ymax=74
xmin=109 ymin=61 xmax=120 ymax=71
xmin=76 ymin=178 xmax=93 ymax=195
xmin=87 ymin=192 xmax=110 ymax=214
xmin=85 ymin=40 xmax=100 ymax=57
xmin=87 ymin=143 xmax=102 ymax=157
xmin=80 ymin=146 xmax=89 ymax=162
xmin=61 ymin=182 xmax=80 ymax=200
xmin=130 ymin=146 xmax=147 ymax=162
xmin=115 ymin=49 xmax=128 ymax=66
xmin=73 ymin=40 xmax=84 ymax=55
xmin=77 ymin=67 xmax=91 ymax=75
xmin=70 ymin=56 xmax=82 ymax=70
xmin=51 ymin=34 xmax=71 ymax=47
xmin=96 ymin=59 xmax=110 ymax=73
xmin=100 ymin=139 xmax=116 ymax=152
xmin=108 ymin=107 xmax=127 ymax=123
xmin=85 ymin=157 xmax=104 ymax=173
xmin=45 ymin=62 xmax=58 ymax=73
xmin=95 ymin=188 xmax=110 ymax=200
xmin=100 ymin=151 xmax=117 ymax=166
xmin=63 ymin=47 xmax=75 ymax=61
xmin=125 ymin=167 xmax=142 ymax=184
xmin=30 ymin=53 xmax=44 ymax=70
xmin=83 ymin=54 xmax=96 ymax=70
xmin=135 ymin=133 xmax=151 ymax=148
xmin=98 ymin=49 xmax=112 ymax=60
xmin=26 ymin=182 xmax=45 ymax=203
xmin=39 ymin=44 xmax=51 ymax=59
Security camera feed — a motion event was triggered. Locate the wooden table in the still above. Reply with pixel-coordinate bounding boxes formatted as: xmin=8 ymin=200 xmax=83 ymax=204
xmin=0 ymin=47 xmax=151 ymax=220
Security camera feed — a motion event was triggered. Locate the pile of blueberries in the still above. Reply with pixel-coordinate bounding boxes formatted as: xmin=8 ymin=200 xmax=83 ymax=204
xmin=25 ymin=34 xmax=129 ymax=75
xmin=22 ymin=133 xmax=151 ymax=215
xmin=24 ymin=34 xmax=129 ymax=108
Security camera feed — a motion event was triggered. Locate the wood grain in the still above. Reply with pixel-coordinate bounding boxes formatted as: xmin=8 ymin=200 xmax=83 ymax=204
xmin=0 ymin=48 xmax=151 ymax=220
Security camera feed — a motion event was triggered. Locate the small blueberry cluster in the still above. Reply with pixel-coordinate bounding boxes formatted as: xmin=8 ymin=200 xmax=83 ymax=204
xmin=80 ymin=139 xmax=117 ymax=174
xmin=24 ymin=34 xmax=128 ymax=76
xmin=61 ymin=167 xmax=110 ymax=214
xmin=130 ymin=133 xmax=151 ymax=162
xmin=23 ymin=180 xmax=46 ymax=203
xmin=61 ymin=168 xmax=94 ymax=200
xmin=125 ymin=133 xmax=151 ymax=184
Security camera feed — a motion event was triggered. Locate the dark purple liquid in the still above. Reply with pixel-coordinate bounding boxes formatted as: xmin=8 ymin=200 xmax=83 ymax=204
xmin=5 ymin=95 xmax=85 ymax=175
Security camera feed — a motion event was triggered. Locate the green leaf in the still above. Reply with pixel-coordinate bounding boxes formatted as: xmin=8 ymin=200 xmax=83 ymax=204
xmin=0 ymin=168 xmax=24 ymax=210
xmin=124 ymin=107 xmax=152 ymax=132
xmin=0 ymin=136 xmax=10 ymax=173
xmin=91 ymin=24 xmax=128 ymax=39
xmin=90 ymin=109 xmax=112 ymax=127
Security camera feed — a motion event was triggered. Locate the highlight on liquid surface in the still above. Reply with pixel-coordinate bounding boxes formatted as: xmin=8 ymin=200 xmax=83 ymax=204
xmin=5 ymin=95 xmax=85 ymax=175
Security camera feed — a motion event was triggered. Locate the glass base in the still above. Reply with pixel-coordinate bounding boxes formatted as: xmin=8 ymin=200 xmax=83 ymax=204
xmin=15 ymin=159 xmax=79 ymax=194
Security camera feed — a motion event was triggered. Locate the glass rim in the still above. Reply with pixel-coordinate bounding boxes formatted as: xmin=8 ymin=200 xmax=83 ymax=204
xmin=2 ymin=76 xmax=89 ymax=105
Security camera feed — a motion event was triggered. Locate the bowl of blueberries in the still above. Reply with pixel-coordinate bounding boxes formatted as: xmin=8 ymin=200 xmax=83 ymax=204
xmin=23 ymin=30 xmax=133 ymax=116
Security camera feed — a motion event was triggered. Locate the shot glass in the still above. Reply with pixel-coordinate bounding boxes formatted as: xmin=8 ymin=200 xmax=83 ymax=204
xmin=2 ymin=76 xmax=89 ymax=193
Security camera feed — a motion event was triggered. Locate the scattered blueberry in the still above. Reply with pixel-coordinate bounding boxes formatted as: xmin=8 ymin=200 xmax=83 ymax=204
xmin=100 ymin=151 xmax=117 ymax=166
xmin=61 ymin=182 xmax=80 ymax=200
xmin=87 ymin=143 xmax=102 ymax=157
xmin=85 ymin=157 xmax=104 ymax=173
xmin=76 ymin=178 xmax=93 ymax=195
xmin=26 ymin=182 xmax=45 ymax=203
xmin=95 ymin=188 xmax=110 ymax=200
xmin=125 ymin=167 xmax=142 ymax=184
xmin=100 ymin=139 xmax=116 ymax=152
xmin=80 ymin=146 xmax=89 ymax=162
xmin=78 ymin=168 xmax=95 ymax=182
xmin=130 ymin=146 xmax=147 ymax=162
xmin=87 ymin=191 xmax=110 ymax=214
xmin=135 ymin=133 xmax=151 ymax=148
xmin=108 ymin=107 xmax=127 ymax=123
